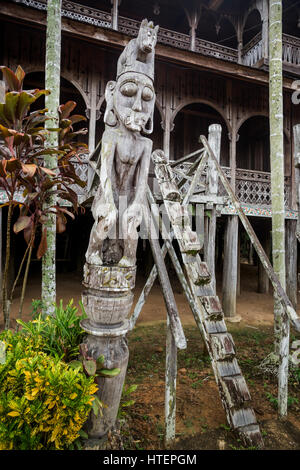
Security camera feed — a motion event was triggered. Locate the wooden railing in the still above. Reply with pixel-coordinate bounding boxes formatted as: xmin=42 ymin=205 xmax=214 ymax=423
xmin=235 ymin=168 xmax=291 ymax=207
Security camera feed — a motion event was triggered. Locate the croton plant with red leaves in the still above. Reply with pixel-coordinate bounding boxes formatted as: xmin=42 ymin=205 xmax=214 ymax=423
xmin=0 ymin=65 xmax=88 ymax=328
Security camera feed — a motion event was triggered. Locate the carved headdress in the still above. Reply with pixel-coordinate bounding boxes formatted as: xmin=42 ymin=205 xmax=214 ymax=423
xmin=117 ymin=19 xmax=159 ymax=82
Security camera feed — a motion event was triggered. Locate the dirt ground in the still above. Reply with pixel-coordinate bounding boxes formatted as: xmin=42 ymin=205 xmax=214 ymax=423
xmin=4 ymin=262 xmax=288 ymax=327
xmin=3 ymin=262 xmax=300 ymax=450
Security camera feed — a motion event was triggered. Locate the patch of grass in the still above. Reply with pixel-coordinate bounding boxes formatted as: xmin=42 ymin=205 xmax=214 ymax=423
xmin=184 ymin=418 xmax=194 ymax=429
xmin=191 ymin=379 xmax=203 ymax=389
xmin=219 ymin=423 xmax=231 ymax=432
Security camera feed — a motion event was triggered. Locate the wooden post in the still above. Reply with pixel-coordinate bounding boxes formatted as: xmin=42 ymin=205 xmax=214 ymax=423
xmin=0 ymin=81 xmax=5 ymax=102
xmin=111 ymin=0 xmax=120 ymax=31
xmin=286 ymin=219 xmax=297 ymax=308
xmin=269 ymin=0 xmax=289 ymax=418
xmin=237 ymin=232 xmax=241 ymax=296
xmin=88 ymin=77 xmax=98 ymax=154
xmin=294 ymin=125 xmax=300 ymax=239
xmin=165 ymin=316 xmax=177 ymax=447
xmin=261 ymin=0 xmax=269 ymax=60
xmin=222 ymin=215 xmax=241 ymax=321
xmin=184 ymin=7 xmax=201 ymax=52
xmin=42 ymin=0 xmax=62 ymax=315
xmin=207 ymin=124 xmax=222 ymax=294
xmin=237 ymin=21 xmax=243 ymax=64
xmin=163 ymin=95 xmax=172 ymax=160
xmin=87 ymin=75 xmax=98 ymax=191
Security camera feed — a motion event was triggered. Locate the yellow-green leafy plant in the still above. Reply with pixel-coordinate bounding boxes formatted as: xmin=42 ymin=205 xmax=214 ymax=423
xmin=17 ymin=299 xmax=87 ymax=362
xmin=0 ymin=329 xmax=100 ymax=450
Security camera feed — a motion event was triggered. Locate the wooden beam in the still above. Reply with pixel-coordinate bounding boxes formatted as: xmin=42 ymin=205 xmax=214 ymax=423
xmin=0 ymin=1 xmax=296 ymax=91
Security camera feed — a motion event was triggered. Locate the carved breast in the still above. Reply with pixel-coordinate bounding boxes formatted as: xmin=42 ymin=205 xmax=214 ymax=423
xmin=116 ymin=139 xmax=143 ymax=166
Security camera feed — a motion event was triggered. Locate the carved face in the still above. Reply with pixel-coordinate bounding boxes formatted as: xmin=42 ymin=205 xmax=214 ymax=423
xmin=138 ymin=22 xmax=158 ymax=53
xmin=113 ymin=72 xmax=155 ymax=133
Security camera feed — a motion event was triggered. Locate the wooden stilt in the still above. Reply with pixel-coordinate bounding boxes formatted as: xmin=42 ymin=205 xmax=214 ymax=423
xmin=206 ymin=124 xmax=222 ymax=294
xmin=222 ymin=215 xmax=240 ymax=321
xmin=165 ymin=316 xmax=177 ymax=446
xmin=237 ymin=231 xmax=241 ymax=296
xmin=286 ymin=219 xmax=297 ymax=308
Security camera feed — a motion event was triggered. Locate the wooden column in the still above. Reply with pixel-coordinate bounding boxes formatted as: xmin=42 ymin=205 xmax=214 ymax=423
xmin=0 ymin=81 xmax=5 ymax=102
xmin=237 ymin=21 xmax=243 ymax=64
xmin=111 ymin=0 xmax=120 ymax=31
xmin=206 ymin=124 xmax=222 ymax=294
xmin=258 ymin=230 xmax=270 ymax=294
xmin=163 ymin=96 xmax=172 ymax=160
xmin=222 ymin=215 xmax=241 ymax=321
xmin=184 ymin=7 xmax=201 ymax=52
xmin=237 ymin=232 xmax=241 ymax=296
xmin=261 ymin=0 xmax=269 ymax=60
xmin=87 ymin=75 xmax=99 ymax=191
xmin=286 ymin=219 xmax=297 ymax=308
xmin=294 ymin=125 xmax=300 ymax=237
xmin=88 ymin=76 xmax=98 ymax=153
xmin=222 ymin=115 xmax=240 ymax=321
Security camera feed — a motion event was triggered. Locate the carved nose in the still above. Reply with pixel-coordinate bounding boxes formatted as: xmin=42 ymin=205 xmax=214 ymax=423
xmin=132 ymin=92 xmax=142 ymax=112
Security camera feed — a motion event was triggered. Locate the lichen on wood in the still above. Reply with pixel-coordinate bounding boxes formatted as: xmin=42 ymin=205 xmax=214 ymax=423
xmin=42 ymin=0 xmax=62 ymax=315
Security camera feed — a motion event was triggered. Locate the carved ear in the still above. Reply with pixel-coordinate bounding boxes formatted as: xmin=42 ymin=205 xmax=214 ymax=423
xmin=141 ymin=18 xmax=148 ymax=28
xmin=104 ymin=81 xmax=118 ymax=127
xmin=154 ymin=25 xmax=159 ymax=34
xmin=148 ymin=21 xmax=154 ymax=28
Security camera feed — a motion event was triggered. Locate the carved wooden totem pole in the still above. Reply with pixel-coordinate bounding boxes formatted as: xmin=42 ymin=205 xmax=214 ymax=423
xmin=81 ymin=19 xmax=159 ymax=440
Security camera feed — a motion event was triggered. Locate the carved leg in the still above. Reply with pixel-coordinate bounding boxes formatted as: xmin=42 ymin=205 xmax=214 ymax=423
xmin=118 ymin=204 xmax=142 ymax=267
xmin=86 ymin=211 xmax=117 ymax=265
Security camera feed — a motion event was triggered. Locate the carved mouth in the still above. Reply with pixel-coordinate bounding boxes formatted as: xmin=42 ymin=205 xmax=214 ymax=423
xmin=125 ymin=114 xmax=142 ymax=131
xmin=143 ymin=44 xmax=153 ymax=53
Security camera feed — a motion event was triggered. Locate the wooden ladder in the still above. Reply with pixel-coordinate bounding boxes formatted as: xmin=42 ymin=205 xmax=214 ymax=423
xmin=151 ymin=146 xmax=264 ymax=448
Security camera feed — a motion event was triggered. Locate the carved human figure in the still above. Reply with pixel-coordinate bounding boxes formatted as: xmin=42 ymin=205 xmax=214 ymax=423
xmin=85 ymin=20 xmax=158 ymax=267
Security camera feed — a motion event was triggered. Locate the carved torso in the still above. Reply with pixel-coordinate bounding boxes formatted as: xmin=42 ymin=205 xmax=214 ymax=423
xmin=114 ymin=133 xmax=151 ymax=194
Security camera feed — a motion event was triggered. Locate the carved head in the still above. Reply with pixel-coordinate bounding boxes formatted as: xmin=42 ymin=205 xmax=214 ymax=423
xmin=138 ymin=19 xmax=159 ymax=53
xmin=104 ymin=72 xmax=155 ymax=134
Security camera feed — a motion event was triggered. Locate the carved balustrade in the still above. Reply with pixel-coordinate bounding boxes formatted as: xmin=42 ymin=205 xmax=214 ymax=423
xmin=155 ymin=162 xmax=291 ymax=208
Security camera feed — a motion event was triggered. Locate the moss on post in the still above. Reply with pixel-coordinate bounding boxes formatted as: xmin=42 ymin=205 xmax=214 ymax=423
xmin=42 ymin=0 xmax=62 ymax=315
xmin=269 ymin=0 xmax=289 ymax=418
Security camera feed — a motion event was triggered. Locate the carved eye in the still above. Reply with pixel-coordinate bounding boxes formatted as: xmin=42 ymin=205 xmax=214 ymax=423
xmin=120 ymin=82 xmax=138 ymax=97
xmin=142 ymin=86 xmax=154 ymax=101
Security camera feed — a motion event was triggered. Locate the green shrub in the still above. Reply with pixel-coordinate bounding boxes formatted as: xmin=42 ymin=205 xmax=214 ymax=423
xmin=17 ymin=299 xmax=87 ymax=362
xmin=0 ymin=328 xmax=98 ymax=450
